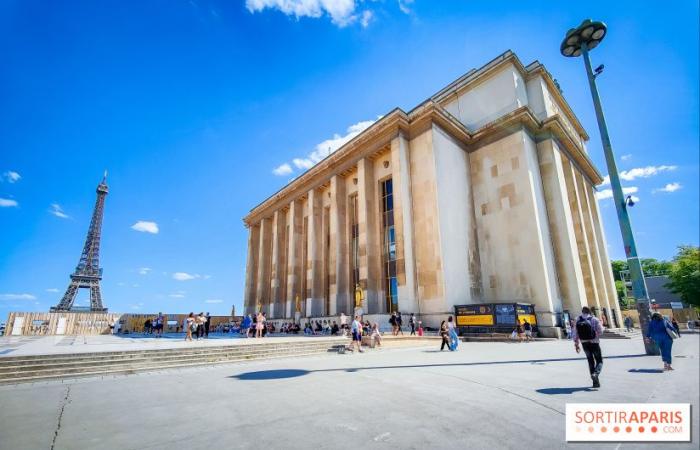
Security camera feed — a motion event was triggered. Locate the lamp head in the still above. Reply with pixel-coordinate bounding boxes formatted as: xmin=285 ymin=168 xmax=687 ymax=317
xmin=561 ymin=19 xmax=607 ymax=57
xmin=625 ymin=195 xmax=635 ymax=207
xmin=594 ymin=64 xmax=605 ymax=75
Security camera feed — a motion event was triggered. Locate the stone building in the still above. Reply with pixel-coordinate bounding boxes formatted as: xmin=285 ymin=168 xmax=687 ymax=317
xmin=242 ymin=51 xmax=622 ymax=336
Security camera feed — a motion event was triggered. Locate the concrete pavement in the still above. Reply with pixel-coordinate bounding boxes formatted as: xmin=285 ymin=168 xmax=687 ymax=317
xmin=0 ymin=335 xmax=697 ymax=450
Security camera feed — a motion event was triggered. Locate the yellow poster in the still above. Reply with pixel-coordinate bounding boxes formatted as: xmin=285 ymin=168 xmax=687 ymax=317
xmin=518 ymin=314 xmax=537 ymax=325
xmin=457 ymin=315 xmax=494 ymax=326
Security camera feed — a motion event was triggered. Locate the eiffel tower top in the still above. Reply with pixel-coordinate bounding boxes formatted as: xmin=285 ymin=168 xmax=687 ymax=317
xmin=97 ymin=170 xmax=108 ymax=194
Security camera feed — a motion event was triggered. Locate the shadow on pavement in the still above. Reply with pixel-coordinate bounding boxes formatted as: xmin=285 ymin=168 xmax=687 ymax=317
xmin=231 ymin=353 xmax=649 ymax=380
xmin=628 ymin=368 xmax=664 ymax=373
xmin=536 ymin=387 xmax=594 ymax=395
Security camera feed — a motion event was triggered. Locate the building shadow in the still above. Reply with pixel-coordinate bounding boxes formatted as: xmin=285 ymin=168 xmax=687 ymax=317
xmin=628 ymin=368 xmax=664 ymax=374
xmin=230 ymin=353 xmax=649 ymax=381
xmin=535 ymin=387 xmax=594 ymax=395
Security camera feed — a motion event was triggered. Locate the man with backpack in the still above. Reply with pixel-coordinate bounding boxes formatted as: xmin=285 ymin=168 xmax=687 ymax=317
xmin=572 ymin=306 xmax=604 ymax=388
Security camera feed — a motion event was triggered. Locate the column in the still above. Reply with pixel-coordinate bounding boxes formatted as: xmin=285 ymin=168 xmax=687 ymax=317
xmin=286 ymin=200 xmax=302 ymax=318
xmin=563 ymin=158 xmax=599 ymax=312
xmin=536 ymin=140 xmax=587 ymax=313
xmin=357 ymin=158 xmax=380 ymax=313
xmin=307 ymin=188 xmax=323 ymax=316
xmin=329 ymin=175 xmax=348 ymax=315
xmin=571 ymin=168 xmax=602 ymax=312
xmin=588 ymin=183 xmax=623 ymax=327
xmin=243 ymin=224 xmax=260 ymax=315
xmin=255 ymin=217 xmax=272 ymax=314
xmin=390 ymin=132 xmax=418 ymax=313
xmin=581 ymin=179 xmax=616 ymax=325
xmin=269 ymin=209 xmax=287 ymax=319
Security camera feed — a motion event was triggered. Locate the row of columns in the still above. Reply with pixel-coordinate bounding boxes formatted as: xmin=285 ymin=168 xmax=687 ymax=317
xmin=244 ymin=134 xmax=413 ymax=319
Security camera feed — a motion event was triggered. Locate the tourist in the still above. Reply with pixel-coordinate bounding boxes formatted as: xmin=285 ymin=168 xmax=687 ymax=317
xmin=645 ymin=313 xmax=678 ymax=371
xmin=112 ymin=319 xmax=121 ymax=335
xmin=340 ymin=312 xmax=348 ymax=336
xmin=314 ymin=320 xmax=322 ymax=335
xmin=623 ymin=316 xmax=633 ymax=332
xmin=197 ymin=312 xmax=206 ymax=340
xmin=389 ymin=312 xmax=397 ymax=336
xmin=144 ymin=318 xmax=152 ymax=335
xmin=522 ymin=319 xmax=533 ymax=342
xmin=371 ymin=322 xmax=382 ymax=347
xmin=564 ymin=318 xmax=572 ymax=339
xmin=256 ymin=312 xmax=265 ymax=338
xmin=439 ymin=320 xmax=450 ymax=351
xmin=514 ymin=321 xmax=525 ymax=342
xmin=304 ymin=322 xmax=312 ymax=335
xmin=154 ymin=312 xmax=164 ymax=338
xmin=204 ymin=312 xmax=211 ymax=338
xmin=242 ymin=314 xmax=252 ymax=338
xmin=349 ymin=315 xmax=364 ymax=353
xmin=409 ymin=313 xmax=416 ymax=336
xmin=447 ymin=316 xmax=458 ymax=351
xmin=572 ymin=306 xmax=604 ymax=388
xmin=671 ymin=317 xmax=681 ymax=338
xmin=185 ymin=312 xmax=195 ymax=341
xmin=331 ymin=321 xmax=339 ymax=336
xmin=396 ymin=312 xmax=404 ymax=336
xmin=417 ymin=320 xmax=424 ymax=337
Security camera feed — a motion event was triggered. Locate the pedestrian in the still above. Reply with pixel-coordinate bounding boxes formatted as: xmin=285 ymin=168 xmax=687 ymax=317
xmin=204 ymin=312 xmax=211 ymax=338
xmin=154 ymin=312 xmax=164 ymax=338
xmin=624 ymin=316 xmax=633 ymax=332
xmin=565 ymin=318 xmax=572 ymax=340
xmin=645 ymin=313 xmax=678 ymax=371
xmin=523 ymin=319 xmax=533 ymax=342
xmin=572 ymin=306 xmax=604 ymax=388
xmin=371 ymin=322 xmax=382 ymax=347
xmin=670 ymin=317 xmax=681 ymax=338
xmin=349 ymin=315 xmax=364 ymax=353
xmin=144 ymin=318 xmax=152 ymax=335
xmin=447 ymin=316 xmax=459 ymax=351
xmin=514 ymin=321 xmax=525 ymax=342
xmin=396 ymin=312 xmax=404 ymax=336
xmin=256 ymin=311 xmax=265 ymax=338
xmin=242 ymin=314 xmax=252 ymax=338
xmin=196 ymin=312 xmax=206 ymax=340
xmin=340 ymin=312 xmax=348 ymax=336
xmin=389 ymin=312 xmax=397 ymax=336
xmin=262 ymin=312 xmax=268 ymax=337
xmin=409 ymin=313 xmax=416 ymax=336
xmin=185 ymin=312 xmax=195 ymax=341
xmin=439 ymin=320 xmax=450 ymax=351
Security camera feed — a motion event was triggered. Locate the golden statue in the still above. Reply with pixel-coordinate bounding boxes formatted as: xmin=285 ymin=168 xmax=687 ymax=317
xmin=354 ymin=283 xmax=363 ymax=309
xmin=295 ymin=294 xmax=301 ymax=313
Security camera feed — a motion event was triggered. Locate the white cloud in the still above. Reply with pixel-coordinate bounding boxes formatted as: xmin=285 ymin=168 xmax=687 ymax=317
xmin=169 ymin=293 xmax=185 ymax=298
xmin=49 ymin=203 xmax=70 ymax=219
xmin=398 ymin=0 xmax=414 ymax=14
xmin=138 ymin=267 xmax=152 ymax=275
xmin=653 ymin=182 xmax=682 ymax=193
xmin=2 ymin=171 xmax=21 ymax=183
xmin=595 ymin=186 xmax=638 ymax=201
xmin=601 ymin=165 xmax=677 ymax=185
xmin=0 ymin=293 xmax=37 ymax=301
xmin=0 ymin=197 xmax=18 ymax=207
xmin=117 ymin=282 xmax=126 ymax=286
xmin=45 ymin=288 xmax=60 ymax=293
xmin=131 ymin=221 xmax=159 ymax=234
xmin=172 ymin=272 xmax=200 ymax=281
xmin=620 ymin=154 xmax=632 ymax=161
xmin=246 ymin=0 xmax=359 ymax=27
xmin=205 ymin=299 xmax=223 ymax=304
xmin=272 ymin=163 xmax=293 ymax=176
xmin=292 ymin=158 xmax=314 ymax=170
xmin=359 ymin=9 xmax=373 ymax=27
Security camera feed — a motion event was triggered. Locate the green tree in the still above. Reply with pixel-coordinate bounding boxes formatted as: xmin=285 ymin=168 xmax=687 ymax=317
xmin=641 ymin=258 xmax=673 ymax=276
xmin=615 ymin=280 xmax=632 ymax=309
xmin=611 ymin=260 xmax=627 ymax=281
xmin=665 ymin=245 xmax=700 ymax=307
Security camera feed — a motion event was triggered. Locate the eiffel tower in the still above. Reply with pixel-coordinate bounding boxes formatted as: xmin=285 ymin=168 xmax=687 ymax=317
xmin=51 ymin=173 xmax=109 ymax=312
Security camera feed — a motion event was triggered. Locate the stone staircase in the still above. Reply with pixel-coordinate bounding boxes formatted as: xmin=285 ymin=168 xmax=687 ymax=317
xmin=601 ymin=328 xmax=640 ymax=339
xmin=0 ymin=338 xmax=348 ymax=385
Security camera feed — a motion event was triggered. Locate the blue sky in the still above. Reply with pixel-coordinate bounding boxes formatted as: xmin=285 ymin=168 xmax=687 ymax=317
xmin=1 ymin=0 xmax=698 ymax=319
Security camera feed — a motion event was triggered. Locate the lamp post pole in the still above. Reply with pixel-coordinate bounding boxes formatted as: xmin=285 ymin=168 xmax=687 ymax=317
xmin=561 ymin=19 xmax=658 ymax=355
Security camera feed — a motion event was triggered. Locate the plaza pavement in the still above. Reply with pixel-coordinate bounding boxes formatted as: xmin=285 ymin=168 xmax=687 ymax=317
xmin=0 ymin=335 xmax=697 ymax=450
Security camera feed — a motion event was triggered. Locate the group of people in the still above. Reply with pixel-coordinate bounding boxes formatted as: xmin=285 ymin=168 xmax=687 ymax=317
xmin=439 ymin=316 xmax=459 ymax=351
xmin=141 ymin=313 xmax=165 ymax=337
xmin=183 ymin=312 xmax=211 ymax=341
xmin=510 ymin=319 xmax=534 ymax=342
xmin=240 ymin=312 xmax=270 ymax=338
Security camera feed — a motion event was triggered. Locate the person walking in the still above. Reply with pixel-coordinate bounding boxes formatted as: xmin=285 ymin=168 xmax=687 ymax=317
xmin=396 ymin=312 xmax=404 ymax=336
xmin=370 ymin=323 xmax=382 ymax=347
xmin=389 ymin=312 xmax=397 ymax=336
xmin=185 ymin=313 xmax=195 ymax=341
xmin=409 ymin=313 xmax=416 ymax=336
xmin=154 ymin=313 xmax=164 ymax=338
xmin=242 ymin=314 xmax=252 ymax=338
xmin=447 ymin=316 xmax=459 ymax=351
xmin=439 ymin=321 xmax=450 ymax=351
xmin=624 ymin=316 xmax=633 ymax=332
xmin=204 ymin=312 xmax=211 ymax=338
xmin=522 ymin=319 xmax=533 ymax=342
xmin=256 ymin=311 xmax=265 ymax=338
xmin=196 ymin=312 xmax=206 ymax=340
xmin=572 ymin=306 xmax=604 ymax=388
xmin=645 ymin=313 xmax=678 ymax=371
xmin=349 ymin=315 xmax=364 ymax=353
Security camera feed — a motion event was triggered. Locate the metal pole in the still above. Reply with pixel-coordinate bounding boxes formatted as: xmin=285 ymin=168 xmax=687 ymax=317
xmin=580 ymin=42 xmax=658 ymax=355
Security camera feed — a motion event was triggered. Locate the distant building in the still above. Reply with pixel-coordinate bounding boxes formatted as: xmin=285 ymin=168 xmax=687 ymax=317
xmin=242 ymin=51 xmax=621 ymax=336
xmin=646 ymin=276 xmax=682 ymax=307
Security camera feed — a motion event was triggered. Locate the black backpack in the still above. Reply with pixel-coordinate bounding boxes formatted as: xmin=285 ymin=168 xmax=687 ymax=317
xmin=576 ymin=316 xmax=596 ymax=340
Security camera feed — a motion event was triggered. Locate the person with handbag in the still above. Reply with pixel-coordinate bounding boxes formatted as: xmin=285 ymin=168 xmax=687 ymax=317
xmin=645 ymin=313 xmax=678 ymax=371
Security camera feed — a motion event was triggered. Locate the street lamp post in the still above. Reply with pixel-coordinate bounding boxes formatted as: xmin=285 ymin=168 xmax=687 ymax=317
xmin=561 ymin=19 xmax=658 ymax=355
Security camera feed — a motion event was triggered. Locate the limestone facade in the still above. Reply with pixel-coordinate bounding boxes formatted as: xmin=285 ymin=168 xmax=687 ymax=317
xmin=242 ymin=51 xmax=622 ymax=335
